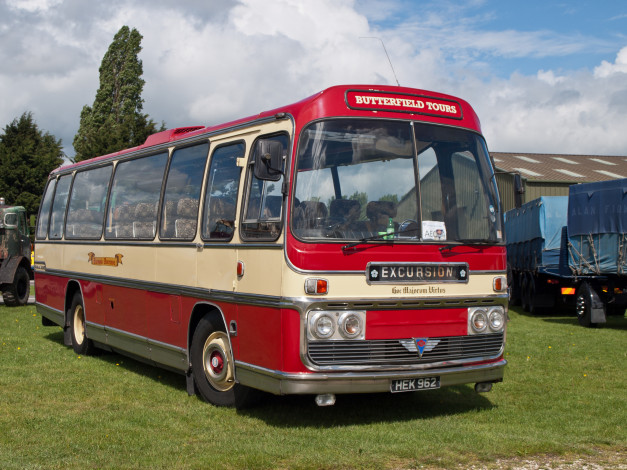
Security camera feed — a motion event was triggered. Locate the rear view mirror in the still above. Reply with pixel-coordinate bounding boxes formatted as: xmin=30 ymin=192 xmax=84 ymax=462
xmin=254 ymin=140 xmax=283 ymax=181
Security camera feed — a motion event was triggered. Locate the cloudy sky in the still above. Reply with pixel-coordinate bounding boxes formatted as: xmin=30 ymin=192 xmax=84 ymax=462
xmin=1 ymin=0 xmax=626 ymax=159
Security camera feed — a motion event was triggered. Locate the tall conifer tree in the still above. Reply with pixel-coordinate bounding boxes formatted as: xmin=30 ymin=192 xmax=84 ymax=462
xmin=73 ymin=26 xmax=163 ymax=162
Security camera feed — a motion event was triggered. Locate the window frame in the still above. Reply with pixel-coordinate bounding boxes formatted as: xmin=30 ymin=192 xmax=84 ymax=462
xmin=239 ymin=132 xmax=290 ymax=242
xmin=200 ymin=140 xmax=245 ymax=242
xmin=64 ymin=164 xmax=113 ymax=240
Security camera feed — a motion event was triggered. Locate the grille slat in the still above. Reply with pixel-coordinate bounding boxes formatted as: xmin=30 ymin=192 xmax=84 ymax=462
xmin=308 ymin=333 xmax=504 ymax=366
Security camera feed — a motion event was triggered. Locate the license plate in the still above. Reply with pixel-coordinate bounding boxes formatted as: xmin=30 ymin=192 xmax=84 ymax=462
xmin=390 ymin=377 xmax=440 ymax=393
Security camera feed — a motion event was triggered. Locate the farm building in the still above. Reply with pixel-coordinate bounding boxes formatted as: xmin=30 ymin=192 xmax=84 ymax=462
xmin=491 ymin=152 xmax=627 ymax=212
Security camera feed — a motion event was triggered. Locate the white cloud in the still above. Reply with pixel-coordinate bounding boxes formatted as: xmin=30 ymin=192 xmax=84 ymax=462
xmin=0 ymin=0 xmax=626 ymax=159
xmin=594 ymin=46 xmax=627 ymax=78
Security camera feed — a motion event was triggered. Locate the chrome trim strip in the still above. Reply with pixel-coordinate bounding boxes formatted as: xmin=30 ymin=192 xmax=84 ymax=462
xmin=235 ymin=359 xmax=506 ymax=395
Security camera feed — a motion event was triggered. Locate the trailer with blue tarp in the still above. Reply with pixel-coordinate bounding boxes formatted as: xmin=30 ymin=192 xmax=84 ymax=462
xmin=505 ymin=179 xmax=627 ymax=326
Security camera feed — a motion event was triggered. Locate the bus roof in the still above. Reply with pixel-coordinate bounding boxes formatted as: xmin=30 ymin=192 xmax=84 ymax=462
xmin=55 ymin=84 xmax=482 ymax=174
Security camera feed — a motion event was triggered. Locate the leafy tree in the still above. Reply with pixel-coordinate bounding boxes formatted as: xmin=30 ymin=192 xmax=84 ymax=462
xmin=0 ymin=112 xmax=64 ymax=215
xmin=73 ymin=25 xmax=164 ymax=162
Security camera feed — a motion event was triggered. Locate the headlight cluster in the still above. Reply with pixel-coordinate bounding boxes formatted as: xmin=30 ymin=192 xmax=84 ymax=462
xmin=468 ymin=307 xmax=506 ymax=334
xmin=307 ymin=311 xmax=366 ymax=341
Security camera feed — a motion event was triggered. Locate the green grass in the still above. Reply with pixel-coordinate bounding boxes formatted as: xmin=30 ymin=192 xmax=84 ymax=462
xmin=0 ymin=304 xmax=625 ymax=469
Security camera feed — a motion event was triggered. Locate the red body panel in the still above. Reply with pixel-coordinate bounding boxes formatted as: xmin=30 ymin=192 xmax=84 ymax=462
xmin=285 ymin=235 xmax=506 ymax=273
xmin=366 ymin=309 xmax=467 ymax=340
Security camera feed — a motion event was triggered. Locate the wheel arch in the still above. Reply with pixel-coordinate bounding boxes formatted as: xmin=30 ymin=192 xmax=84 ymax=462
xmin=187 ymin=302 xmax=230 ymax=359
xmin=64 ymin=280 xmax=83 ymax=327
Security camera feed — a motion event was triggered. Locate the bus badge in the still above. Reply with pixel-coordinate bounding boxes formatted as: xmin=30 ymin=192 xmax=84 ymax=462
xmin=399 ymin=338 xmax=440 ymax=358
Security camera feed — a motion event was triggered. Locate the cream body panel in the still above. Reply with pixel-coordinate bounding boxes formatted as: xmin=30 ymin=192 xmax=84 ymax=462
xmin=197 ymin=247 xmax=239 ymax=292
xmin=236 ymin=246 xmax=283 ymax=296
xmin=155 ymin=244 xmax=198 ymax=287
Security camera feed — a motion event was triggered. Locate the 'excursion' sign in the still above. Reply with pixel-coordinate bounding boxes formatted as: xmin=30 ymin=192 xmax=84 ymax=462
xmin=366 ymin=262 xmax=469 ymax=284
xmin=345 ymin=90 xmax=463 ymax=119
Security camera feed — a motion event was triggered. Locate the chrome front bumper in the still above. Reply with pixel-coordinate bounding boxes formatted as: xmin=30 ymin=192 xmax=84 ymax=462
xmin=235 ymin=359 xmax=506 ymax=395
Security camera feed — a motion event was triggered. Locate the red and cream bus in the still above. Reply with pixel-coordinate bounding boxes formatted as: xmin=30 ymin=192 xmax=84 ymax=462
xmin=35 ymin=84 xmax=507 ymax=407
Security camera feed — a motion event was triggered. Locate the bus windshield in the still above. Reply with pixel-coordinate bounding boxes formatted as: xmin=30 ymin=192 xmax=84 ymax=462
xmin=292 ymin=119 xmax=502 ymax=244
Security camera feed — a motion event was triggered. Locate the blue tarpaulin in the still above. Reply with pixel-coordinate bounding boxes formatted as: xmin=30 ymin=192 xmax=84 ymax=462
xmin=505 ymin=196 xmax=568 ymax=271
xmin=568 ymin=178 xmax=627 ymax=275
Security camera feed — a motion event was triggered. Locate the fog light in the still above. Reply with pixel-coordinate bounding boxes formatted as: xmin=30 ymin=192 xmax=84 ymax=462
xmin=315 ymin=394 xmax=336 ymax=406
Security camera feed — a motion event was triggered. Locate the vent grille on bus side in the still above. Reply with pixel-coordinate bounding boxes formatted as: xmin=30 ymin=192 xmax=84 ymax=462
xmin=307 ymin=333 xmax=504 ymax=367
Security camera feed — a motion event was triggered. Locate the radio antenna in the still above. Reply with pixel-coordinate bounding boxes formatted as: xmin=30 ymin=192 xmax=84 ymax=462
xmin=360 ymin=36 xmax=400 ymax=86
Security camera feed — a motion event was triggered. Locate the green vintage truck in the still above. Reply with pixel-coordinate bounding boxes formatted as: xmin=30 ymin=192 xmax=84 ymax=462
xmin=0 ymin=198 xmax=33 ymax=306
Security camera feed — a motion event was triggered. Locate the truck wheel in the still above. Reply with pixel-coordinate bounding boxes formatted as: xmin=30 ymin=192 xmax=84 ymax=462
xmin=1 ymin=266 xmax=30 ymax=307
xmin=191 ymin=315 xmax=236 ymax=406
xmin=520 ymin=273 xmax=530 ymax=312
xmin=69 ymin=292 xmax=96 ymax=355
xmin=576 ymin=284 xmax=593 ymax=327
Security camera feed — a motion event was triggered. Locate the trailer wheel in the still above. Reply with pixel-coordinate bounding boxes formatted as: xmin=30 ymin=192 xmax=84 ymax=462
xmin=69 ymin=292 xmax=96 ymax=355
xmin=576 ymin=284 xmax=594 ymax=328
xmin=1 ymin=266 xmax=30 ymax=307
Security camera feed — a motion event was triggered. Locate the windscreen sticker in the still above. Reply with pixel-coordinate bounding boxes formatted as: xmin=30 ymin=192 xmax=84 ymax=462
xmin=422 ymin=221 xmax=447 ymax=241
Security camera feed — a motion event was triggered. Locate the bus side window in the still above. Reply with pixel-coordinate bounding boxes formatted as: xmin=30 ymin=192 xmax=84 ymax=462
xmin=36 ymin=178 xmax=56 ymax=240
xmin=65 ymin=165 xmax=112 ymax=239
xmin=160 ymin=142 xmax=208 ymax=240
xmin=201 ymin=142 xmax=244 ymax=240
xmin=105 ymin=152 xmax=168 ymax=240
xmin=48 ymin=174 xmax=73 ymax=240
xmin=240 ymin=134 xmax=288 ymax=241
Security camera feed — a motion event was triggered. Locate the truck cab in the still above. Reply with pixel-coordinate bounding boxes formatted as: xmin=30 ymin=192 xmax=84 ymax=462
xmin=0 ymin=198 xmax=32 ymax=306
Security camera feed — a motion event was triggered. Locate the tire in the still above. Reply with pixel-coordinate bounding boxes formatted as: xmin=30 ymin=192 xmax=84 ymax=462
xmin=191 ymin=315 xmax=236 ymax=406
xmin=1 ymin=266 xmax=30 ymax=307
xmin=576 ymin=284 xmax=594 ymax=328
xmin=520 ymin=273 xmax=530 ymax=312
xmin=69 ymin=292 xmax=96 ymax=355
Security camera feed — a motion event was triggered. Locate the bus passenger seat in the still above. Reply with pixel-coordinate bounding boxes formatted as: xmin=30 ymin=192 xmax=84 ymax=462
xmin=330 ymin=199 xmax=360 ymax=222
xmin=366 ymin=201 xmax=397 ymax=232
xmin=295 ymin=201 xmax=328 ymax=229
xmin=133 ymin=202 xmax=158 ymax=238
xmin=175 ymin=198 xmax=199 ymax=238
xmin=114 ymin=203 xmax=134 ymax=238
xmin=207 ymin=197 xmax=235 ymax=237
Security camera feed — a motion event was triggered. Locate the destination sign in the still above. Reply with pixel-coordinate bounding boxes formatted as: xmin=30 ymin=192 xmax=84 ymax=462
xmin=366 ymin=262 xmax=469 ymax=284
xmin=346 ymin=90 xmax=463 ymax=119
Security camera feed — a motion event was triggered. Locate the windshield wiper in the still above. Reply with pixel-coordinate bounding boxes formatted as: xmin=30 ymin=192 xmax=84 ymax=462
xmin=341 ymin=228 xmax=417 ymax=252
xmin=439 ymin=239 xmax=495 ymax=253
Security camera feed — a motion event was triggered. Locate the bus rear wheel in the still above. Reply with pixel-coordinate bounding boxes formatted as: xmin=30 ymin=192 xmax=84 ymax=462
xmin=69 ymin=292 xmax=96 ymax=355
xmin=191 ymin=316 xmax=236 ymax=406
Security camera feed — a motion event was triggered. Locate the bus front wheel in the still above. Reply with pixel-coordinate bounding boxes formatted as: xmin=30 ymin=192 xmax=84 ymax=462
xmin=191 ymin=315 xmax=236 ymax=406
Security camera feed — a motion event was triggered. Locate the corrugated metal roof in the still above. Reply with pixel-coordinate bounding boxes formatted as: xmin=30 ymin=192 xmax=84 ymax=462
xmin=490 ymin=152 xmax=627 ymax=183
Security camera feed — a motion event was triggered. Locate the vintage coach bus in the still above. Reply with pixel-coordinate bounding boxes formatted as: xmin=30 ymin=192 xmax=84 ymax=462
xmin=35 ymin=84 xmax=507 ymax=407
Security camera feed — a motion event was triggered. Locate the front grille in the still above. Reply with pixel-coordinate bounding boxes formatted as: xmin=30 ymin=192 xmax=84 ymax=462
xmin=308 ymin=333 xmax=504 ymax=367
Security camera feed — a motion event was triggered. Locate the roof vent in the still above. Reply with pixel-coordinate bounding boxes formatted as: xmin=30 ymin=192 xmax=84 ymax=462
xmin=143 ymin=126 xmax=204 ymax=147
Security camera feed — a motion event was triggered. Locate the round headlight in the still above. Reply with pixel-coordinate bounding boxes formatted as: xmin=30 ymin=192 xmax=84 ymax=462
xmin=312 ymin=314 xmax=335 ymax=339
xmin=339 ymin=312 xmax=363 ymax=339
xmin=489 ymin=308 xmax=505 ymax=331
xmin=471 ymin=309 xmax=488 ymax=333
